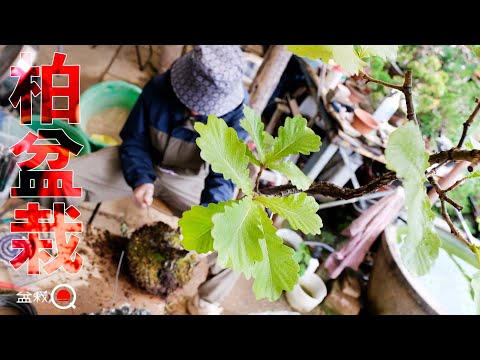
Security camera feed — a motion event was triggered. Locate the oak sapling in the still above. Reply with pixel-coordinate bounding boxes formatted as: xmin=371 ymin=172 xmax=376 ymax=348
xmin=179 ymin=46 xmax=480 ymax=310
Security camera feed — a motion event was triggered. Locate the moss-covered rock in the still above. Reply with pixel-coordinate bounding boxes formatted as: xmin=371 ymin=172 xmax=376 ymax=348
xmin=127 ymin=221 xmax=195 ymax=298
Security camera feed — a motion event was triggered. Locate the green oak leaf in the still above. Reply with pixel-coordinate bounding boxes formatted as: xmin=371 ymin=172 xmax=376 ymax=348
xmin=245 ymin=147 xmax=261 ymax=166
xmin=329 ymin=45 xmax=366 ymax=75
xmin=471 ymin=271 xmax=480 ymax=315
xmin=195 ymin=115 xmax=253 ymax=196
xmin=386 ymin=121 xmax=440 ymax=276
xmin=263 ymin=131 xmax=275 ymax=152
xmin=287 ymin=45 xmax=333 ymax=61
xmin=265 ymin=115 xmax=321 ymax=165
xmin=256 ymin=193 xmax=322 ymax=235
xmin=179 ymin=201 xmax=234 ymax=254
xmin=288 ymin=45 xmax=397 ymax=75
xmin=467 ymin=168 xmax=480 ymax=179
xmin=211 ymin=197 xmax=263 ymax=275
xmin=241 ymin=105 xmax=268 ymax=163
xmin=252 ymin=211 xmax=300 ymax=301
xmin=465 ymin=136 xmax=480 ymax=150
xmin=385 ymin=121 xmax=429 ymax=179
xmin=399 ymin=182 xmax=440 ymax=276
xmin=269 ymin=160 xmax=312 ymax=190
xmin=359 ymin=45 xmax=398 ymax=61
xmin=468 ymin=45 xmax=480 ymax=59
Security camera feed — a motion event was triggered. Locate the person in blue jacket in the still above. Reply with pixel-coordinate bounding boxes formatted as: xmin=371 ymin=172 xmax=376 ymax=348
xmin=65 ymin=45 xmax=248 ymax=217
xmin=53 ymin=46 xmax=248 ymax=313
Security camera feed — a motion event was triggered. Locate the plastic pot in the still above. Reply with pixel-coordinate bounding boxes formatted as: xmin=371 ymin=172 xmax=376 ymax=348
xmin=352 ymin=108 xmax=379 ymax=135
xmin=276 ymin=228 xmax=327 ymax=312
xmin=27 ymin=115 xmax=91 ymax=156
xmin=285 ymin=273 xmax=328 ymax=313
xmin=77 ymin=81 xmax=141 ymax=150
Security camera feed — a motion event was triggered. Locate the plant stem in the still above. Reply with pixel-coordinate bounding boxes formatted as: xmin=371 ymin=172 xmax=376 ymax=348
xmin=429 ymin=176 xmax=470 ymax=247
xmin=402 ymin=70 xmax=418 ymax=125
xmin=457 ymin=97 xmax=480 ymax=149
xmin=361 ymin=70 xmax=418 ymax=125
xmin=255 ymin=165 xmax=265 ymax=193
xmin=262 ymin=148 xmax=480 ymax=199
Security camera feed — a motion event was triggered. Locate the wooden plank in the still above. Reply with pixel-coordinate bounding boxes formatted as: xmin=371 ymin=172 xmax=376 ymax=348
xmin=249 ymin=45 xmax=292 ymax=114
xmin=335 ymin=131 xmax=386 ymax=164
xmin=287 ymin=94 xmax=300 ymax=116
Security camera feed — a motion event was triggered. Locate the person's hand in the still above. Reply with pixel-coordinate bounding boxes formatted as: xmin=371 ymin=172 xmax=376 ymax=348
xmin=132 ymin=183 xmax=154 ymax=208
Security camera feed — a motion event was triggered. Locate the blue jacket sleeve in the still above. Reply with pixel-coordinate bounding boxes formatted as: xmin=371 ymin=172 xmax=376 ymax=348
xmin=200 ymin=103 xmax=249 ymax=206
xmin=119 ymin=88 xmax=156 ymax=190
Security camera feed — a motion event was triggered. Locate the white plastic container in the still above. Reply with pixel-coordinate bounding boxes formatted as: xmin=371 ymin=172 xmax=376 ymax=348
xmin=276 ymin=228 xmax=327 ymax=312
xmin=285 ymin=273 xmax=328 ymax=313
xmin=372 ymin=90 xmax=402 ymax=123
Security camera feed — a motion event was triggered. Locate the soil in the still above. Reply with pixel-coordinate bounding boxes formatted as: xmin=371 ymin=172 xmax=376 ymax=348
xmin=126 ymin=222 xmax=195 ymax=298
xmin=86 ymin=107 xmax=131 ymax=143
xmin=85 ymin=221 xmax=195 ymax=298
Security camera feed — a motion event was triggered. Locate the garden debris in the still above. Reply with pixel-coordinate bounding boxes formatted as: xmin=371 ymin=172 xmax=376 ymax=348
xmin=186 ymin=294 xmax=223 ymax=315
xmin=323 ymin=276 xmax=362 ymax=315
xmin=85 ymin=303 xmax=150 ymax=315
xmin=340 ymin=269 xmax=362 ymax=298
xmin=324 ymin=187 xmax=405 ymax=279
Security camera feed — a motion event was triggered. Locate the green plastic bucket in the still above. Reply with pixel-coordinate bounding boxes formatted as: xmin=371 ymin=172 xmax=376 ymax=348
xmin=27 ymin=115 xmax=91 ymax=156
xmin=77 ymin=81 xmax=141 ymax=151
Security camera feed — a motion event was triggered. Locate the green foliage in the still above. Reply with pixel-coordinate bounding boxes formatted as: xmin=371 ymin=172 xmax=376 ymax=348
xmin=288 ymin=45 xmax=398 ymax=75
xmin=256 ymin=193 xmax=322 ymax=235
xmin=268 ymin=160 xmax=312 ymax=190
xmin=367 ymin=45 xmax=480 ymax=142
xmin=465 ymin=136 xmax=480 ymax=150
xmin=179 ymin=201 xmax=232 ymax=254
xmin=468 ymin=45 xmax=480 ymax=58
xmin=180 ymin=106 xmax=322 ymax=301
xmin=252 ymin=213 xmax=300 ymax=300
xmin=386 ymin=122 xmax=440 ymax=276
xmin=265 ymin=115 xmax=321 ymax=165
xmin=212 ymin=197 xmax=264 ymax=274
xmin=195 ymin=115 xmax=253 ymax=196
xmin=240 ymin=105 xmax=270 ymax=163
xmin=471 ymin=272 xmax=480 ymax=314
xmin=292 ymin=243 xmax=312 ymax=277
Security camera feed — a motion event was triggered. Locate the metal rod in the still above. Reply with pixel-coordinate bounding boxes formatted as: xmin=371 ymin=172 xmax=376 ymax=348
xmin=87 ymin=202 xmax=102 ymax=227
xmin=338 ymin=147 xmax=366 ymax=209
xmin=316 ymin=189 xmax=395 ymax=210
xmin=303 ymin=241 xmax=335 ymax=253
xmin=111 ymin=250 xmax=125 ymax=308
xmin=455 ymin=208 xmax=479 ymax=246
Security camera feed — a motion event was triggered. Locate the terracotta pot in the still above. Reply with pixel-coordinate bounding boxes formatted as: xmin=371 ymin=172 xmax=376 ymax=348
xmin=352 ymin=108 xmax=379 ymax=135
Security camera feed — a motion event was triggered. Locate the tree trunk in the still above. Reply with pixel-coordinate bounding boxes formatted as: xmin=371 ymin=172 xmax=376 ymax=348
xmin=248 ymin=45 xmax=292 ymax=114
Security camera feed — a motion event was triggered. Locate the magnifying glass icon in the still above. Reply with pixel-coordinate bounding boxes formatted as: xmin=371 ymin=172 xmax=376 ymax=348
xmin=51 ymin=284 xmax=77 ymax=310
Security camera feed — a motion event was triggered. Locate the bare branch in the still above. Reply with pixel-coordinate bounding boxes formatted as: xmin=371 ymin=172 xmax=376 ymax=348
xmin=255 ymin=165 xmax=265 ymax=193
xmin=428 ymin=176 xmax=470 ymax=247
xmin=259 ymin=171 xmax=397 ymax=199
xmin=360 ymin=71 xmax=403 ymax=91
xmin=456 ymin=97 xmax=480 ymax=149
xmin=444 ymin=177 xmax=468 ymax=193
xmin=361 ymin=70 xmax=418 ymax=125
xmin=262 ymin=148 xmax=480 ymax=199
xmin=402 ymin=70 xmax=418 ymax=125
xmin=440 ymin=195 xmax=470 ymax=246
xmin=428 ymin=176 xmax=463 ymax=211
xmin=429 ymin=149 xmax=480 ymax=164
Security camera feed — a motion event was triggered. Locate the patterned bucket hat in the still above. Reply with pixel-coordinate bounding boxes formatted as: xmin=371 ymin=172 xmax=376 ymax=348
xmin=170 ymin=45 xmax=245 ymax=116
